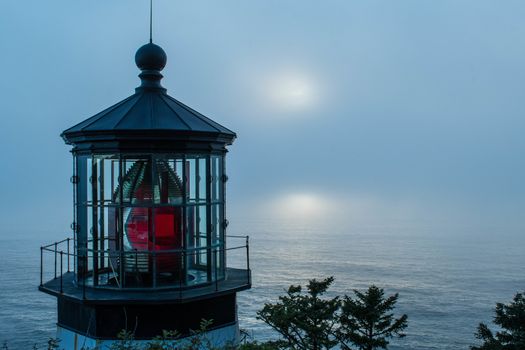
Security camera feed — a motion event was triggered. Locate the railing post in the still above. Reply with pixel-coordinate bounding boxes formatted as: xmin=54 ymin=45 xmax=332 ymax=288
xmin=67 ymin=238 xmax=71 ymax=272
xmin=214 ymin=249 xmax=218 ymax=291
xmin=152 ymin=251 xmax=157 ymax=289
xmin=134 ymin=249 xmax=138 ymax=282
xmin=179 ymin=252 xmax=183 ymax=299
xmin=119 ymin=249 xmax=124 ymax=289
xmin=54 ymin=242 xmax=58 ymax=279
xmin=60 ymin=251 xmax=64 ymax=293
xmin=246 ymin=236 xmax=250 ymax=283
xmin=82 ymin=254 xmax=86 ymax=300
xmin=40 ymin=247 xmax=43 ymax=287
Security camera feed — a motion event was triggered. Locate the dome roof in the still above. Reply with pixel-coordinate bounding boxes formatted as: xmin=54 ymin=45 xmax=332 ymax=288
xmin=61 ymin=43 xmax=236 ymax=152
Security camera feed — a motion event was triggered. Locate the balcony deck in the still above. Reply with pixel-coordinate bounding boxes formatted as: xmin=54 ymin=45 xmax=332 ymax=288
xmin=39 ymin=268 xmax=251 ymax=305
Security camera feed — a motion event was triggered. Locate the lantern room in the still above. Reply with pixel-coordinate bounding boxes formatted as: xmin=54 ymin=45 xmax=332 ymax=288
xmin=65 ymin=42 xmax=236 ymax=289
xmin=39 ymin=41 xmax=250 ymax=348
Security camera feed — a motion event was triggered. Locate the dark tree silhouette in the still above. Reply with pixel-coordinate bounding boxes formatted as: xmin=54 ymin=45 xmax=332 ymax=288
xmin=337 ymin=285 xmax=408 ymax=350
xmin=471 ymin=291 xmax=525 ymax=350
xmin=257 ymin=277 xmax=340 ymax=350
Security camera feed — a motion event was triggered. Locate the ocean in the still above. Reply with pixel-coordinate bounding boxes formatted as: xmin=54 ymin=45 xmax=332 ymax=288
xmin=0 ymin=219 xmax=524 ymax=349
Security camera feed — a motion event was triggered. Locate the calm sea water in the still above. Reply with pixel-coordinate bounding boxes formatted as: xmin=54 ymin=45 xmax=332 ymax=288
xmin=0 ymin=219 xmax=524 ymax=349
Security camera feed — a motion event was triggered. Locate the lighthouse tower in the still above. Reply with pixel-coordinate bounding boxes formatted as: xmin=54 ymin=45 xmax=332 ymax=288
xmin=39 ymin=41 xmax=251 ymax=349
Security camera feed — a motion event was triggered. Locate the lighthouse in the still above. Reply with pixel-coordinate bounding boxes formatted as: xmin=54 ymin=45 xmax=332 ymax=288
xmin=39 ymin=40 xmax=251 ymax=349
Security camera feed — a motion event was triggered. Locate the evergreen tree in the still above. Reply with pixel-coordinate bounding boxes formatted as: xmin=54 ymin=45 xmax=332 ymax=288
xmin=337 ymin=285 xmax=407 ymax=350
xmin=257 ymin=277 xmax=340 ymax=350
xmin=471 ymin=291 xmax=525 ymax=350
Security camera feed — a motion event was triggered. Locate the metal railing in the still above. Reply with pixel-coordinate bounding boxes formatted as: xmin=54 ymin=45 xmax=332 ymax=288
xmin=40 ymin=235 xmax=250 ymax=296
xmin=40 ymin=238 xmax=73 ymax=293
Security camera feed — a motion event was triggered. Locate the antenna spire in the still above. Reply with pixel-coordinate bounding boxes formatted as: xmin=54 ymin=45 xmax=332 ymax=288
xmin=149 ymin=0 xmax=153 ymax=43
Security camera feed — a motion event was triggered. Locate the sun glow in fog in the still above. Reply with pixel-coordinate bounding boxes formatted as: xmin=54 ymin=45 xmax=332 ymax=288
xmin=270 ymin=76 xmax=314 ymax=107
xmin=259 ymin=71 xmax=319 ymax=113
xmin=236 ymin=61 xmax=323 ymax=118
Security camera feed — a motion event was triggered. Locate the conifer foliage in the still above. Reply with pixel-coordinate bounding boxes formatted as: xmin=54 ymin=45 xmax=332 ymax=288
xmin=257 ymin=277 xmax=408 ymax=350
xmin=257 ymin=277 xmax=340 ymax=350
xmin=471 ymin=291 xmax=525 ymax=350
xmin=338 ymin=286 xmax=408 ymax=350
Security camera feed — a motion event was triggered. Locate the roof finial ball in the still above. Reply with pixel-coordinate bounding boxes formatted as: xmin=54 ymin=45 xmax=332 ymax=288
xmin=135 ymin=42 xmax=167 ymax=71
xmin=135 ymin=42 xmax=168 ymax=92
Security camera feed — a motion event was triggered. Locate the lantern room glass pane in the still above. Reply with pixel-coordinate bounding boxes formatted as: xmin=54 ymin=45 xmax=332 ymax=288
xmin=101 ymin=156 xmax=120 ymax=205
xmin=186 ymin=156 xmax=207 ymax=204
xmin=119 ymin=156 xmax=153 ymax=205
xmin=211 ymin=204 xmax=220 ymax=245
xmin=86 ymin=205 xmax=93 ymax=270
xmin=215 ymin=249 xmax=224 ymax=280
xmin=211 ymin=203 xmax=225 ymax=280
xmin=74 ymin=155 xmax=90 ymax=282
xmin=86 ymin=157 xmax=93 ymax=205
xmin=121 ymin=207 xmax=153 ymax=287
xmin=87 ymin=155 xmax=121 ymax=205
xmin=187 ymin=158 xmax=197 ymax=203
xmin=211 ymin=156 xmax=221 ymax=202
xmin=186 ymin=205 xmax=208 ymax=272
xmin=198 ymin=157 xmax=207 ymax=201
xmin=98 ymin=206 xmax=113 ymax=269
xmin=154 ymin=157 xmax=184 ymax=205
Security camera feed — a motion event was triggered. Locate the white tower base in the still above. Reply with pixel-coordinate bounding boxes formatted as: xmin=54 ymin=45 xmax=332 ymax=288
xmin=56 ymin=322 xmax=240 ymax=350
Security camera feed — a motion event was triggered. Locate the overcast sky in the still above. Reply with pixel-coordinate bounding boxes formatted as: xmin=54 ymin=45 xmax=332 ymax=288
xmin=0 ymin=1 xmax=524 ymax=236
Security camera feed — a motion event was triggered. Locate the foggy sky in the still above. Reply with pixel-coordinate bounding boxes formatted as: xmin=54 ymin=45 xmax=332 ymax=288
xmin=1 ymin=0 xmax=524 ymax=235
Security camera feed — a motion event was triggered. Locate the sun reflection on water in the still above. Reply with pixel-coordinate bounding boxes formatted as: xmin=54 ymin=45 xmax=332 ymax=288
xmin=272 ymin=192 xmax=333 ymax=221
